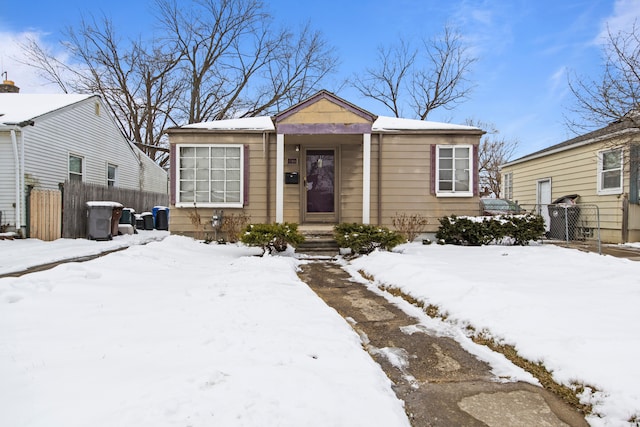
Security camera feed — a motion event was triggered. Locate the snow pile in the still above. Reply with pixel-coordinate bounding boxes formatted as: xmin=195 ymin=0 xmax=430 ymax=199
xmin=348 ymin=242 xmax=640 ymax=426
xmin=0 ymin=235 xmax=409 ymax=427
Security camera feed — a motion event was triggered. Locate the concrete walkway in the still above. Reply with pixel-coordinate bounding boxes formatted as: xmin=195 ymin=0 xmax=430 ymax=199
xmin=298 ymin=261 xmax=588 ymax=427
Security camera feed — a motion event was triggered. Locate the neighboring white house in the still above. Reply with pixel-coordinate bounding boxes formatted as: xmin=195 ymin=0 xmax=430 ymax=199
xmin=0 ymin=88 xmax=168 ymax=235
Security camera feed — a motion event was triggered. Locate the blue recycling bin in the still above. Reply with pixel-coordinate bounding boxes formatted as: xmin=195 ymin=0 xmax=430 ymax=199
xmin=152 ymin=206 xmax=169 ymax=230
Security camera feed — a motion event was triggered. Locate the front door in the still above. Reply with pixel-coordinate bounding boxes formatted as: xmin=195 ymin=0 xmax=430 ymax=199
xmin=537 ymin=178 xmax=552 ymax=232
xmin=304 ymin=149 xmax=336 ymax=223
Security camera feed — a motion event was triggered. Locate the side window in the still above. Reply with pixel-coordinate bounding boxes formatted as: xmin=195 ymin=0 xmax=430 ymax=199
xmin=597 ymin=148 xmax=623 ymax=195
xmin=107 ymin=164 xmax=117 ymax=187
xmin=436 ymin=145 xmax=473 ymax=197
xmin=69 ymin=154 xmax=83 ymax=182
xmin=503 ymin=172 xmax=513 ymax=200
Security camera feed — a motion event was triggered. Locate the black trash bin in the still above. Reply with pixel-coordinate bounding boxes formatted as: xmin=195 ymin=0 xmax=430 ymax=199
xmin=547 ymin=195 xmax=580 ymax=240
xmin=86 ymin=201 xmax=122 ymax=240
xmin=141 ymin=212 xmax=154 ymax=230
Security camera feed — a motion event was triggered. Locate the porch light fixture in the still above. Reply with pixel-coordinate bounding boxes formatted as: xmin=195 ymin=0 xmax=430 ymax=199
xmin=295 ymin=145 xmax=300 ymax=152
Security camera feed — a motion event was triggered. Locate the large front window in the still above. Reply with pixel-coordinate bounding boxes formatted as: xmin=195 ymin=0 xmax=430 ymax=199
xmin=177 ymin=144 xmax=243 ymax=207
xmin=436 ymin=145 xmax=472 ymax=196
xmin=598 ymin=148 xmax=623 ymax=195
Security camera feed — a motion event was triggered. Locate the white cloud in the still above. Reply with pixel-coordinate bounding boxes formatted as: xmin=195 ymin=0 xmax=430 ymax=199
xmin=0 ymin=30 xmax=65 ymax=94
xmin=598 ymin=0 xmax=640 ymax=41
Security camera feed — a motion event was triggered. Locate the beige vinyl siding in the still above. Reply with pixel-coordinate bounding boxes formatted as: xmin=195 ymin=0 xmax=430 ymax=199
xmin=502 ymin=140 xmax=627 ymax=243
xmin=378 ymin=134 xmax=479 ymax=232
xmin=278 ymin=98 xmax=369 ymax=125
xmin=169 ymin=131 xmax=271 ymax=238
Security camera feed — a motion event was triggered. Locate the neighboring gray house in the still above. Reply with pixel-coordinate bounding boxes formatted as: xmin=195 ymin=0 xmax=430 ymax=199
xmin=0 ymin=87 xmax=168 ymax=236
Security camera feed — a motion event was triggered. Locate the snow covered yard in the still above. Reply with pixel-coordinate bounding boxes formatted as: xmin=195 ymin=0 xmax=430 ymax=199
xmin=347 ymin=242 xmax=640 ymax=427
xmin=0 ymin=235 xmax=409 ymax=427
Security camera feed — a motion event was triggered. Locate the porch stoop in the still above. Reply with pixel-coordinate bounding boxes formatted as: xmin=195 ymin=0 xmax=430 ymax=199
xmin=297 ymin=226 xmax=340 ymax=258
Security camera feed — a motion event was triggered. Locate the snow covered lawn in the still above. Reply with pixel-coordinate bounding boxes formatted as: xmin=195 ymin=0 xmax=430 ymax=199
xmin=0 ymin=235 xmax=409 ymax=427
xmin=347 ymin=242 xmax=640 ymax=427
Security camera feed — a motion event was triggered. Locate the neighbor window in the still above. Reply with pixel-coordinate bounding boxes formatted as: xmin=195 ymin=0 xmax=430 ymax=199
xmin=503 ymin=172 xmax=513 ymax=200
xmin=597 ymin=148 xmax=623 ymax=195
xmin=436 ymin=145 xmax=473 ymax=197
xmin=107 ymin=164 xmax=117 ymax=187
xmin=69 ymin=154 xmax=83 ymax=182
xmin=177 ymin=144 xmax=243 ymax=207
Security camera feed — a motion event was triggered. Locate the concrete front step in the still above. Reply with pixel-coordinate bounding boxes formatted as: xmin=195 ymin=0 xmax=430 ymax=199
xmin=297 ymin=229 xmax=340 ymax=256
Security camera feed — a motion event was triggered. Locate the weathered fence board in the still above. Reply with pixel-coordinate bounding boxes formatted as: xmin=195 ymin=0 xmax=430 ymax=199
xmin=61 ymin=180 xmax=169 ymax=239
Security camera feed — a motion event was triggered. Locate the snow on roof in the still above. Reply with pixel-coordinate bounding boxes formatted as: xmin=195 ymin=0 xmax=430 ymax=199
xmin=182 ymin=116 xmax=275 ymax=131
xmin=0 ymin=93 xmax=95 ymax=125
xmin=372 ymin=116 xmax=480 ymax=132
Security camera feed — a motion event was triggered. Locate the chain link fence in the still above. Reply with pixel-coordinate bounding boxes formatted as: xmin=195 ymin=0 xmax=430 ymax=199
xmin=521 ymin=203 xmax=601 ymax=254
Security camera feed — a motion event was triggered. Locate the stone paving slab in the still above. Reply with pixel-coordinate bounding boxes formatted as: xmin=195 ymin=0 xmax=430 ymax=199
xmin=297 ymin=261 xmax=588 ymax=427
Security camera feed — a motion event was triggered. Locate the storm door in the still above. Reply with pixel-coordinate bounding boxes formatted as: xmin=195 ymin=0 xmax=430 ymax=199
xmin=304 ymin=149 xmax=337 ymax=223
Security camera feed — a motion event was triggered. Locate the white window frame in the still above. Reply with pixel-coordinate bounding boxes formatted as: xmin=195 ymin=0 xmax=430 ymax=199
xmin=435 ymin=144 xmax=473 ymax=197
xmin=68 ymin=154 xmax=84 ymax=182
xmin=597 ymin=147 xmax=623 ymax=195
xmin=503 ymin=172 xmax=513 ymax=200
xmin=176 ymin=144 xmax=244 ymax=208
xmin=107 ymin=163 xmax=118 ymax=187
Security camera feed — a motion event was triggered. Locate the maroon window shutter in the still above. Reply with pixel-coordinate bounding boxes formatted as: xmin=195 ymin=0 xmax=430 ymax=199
xmin=430 ymin=145 xmax=436 ymax=195
xmin=473 ymin=144 xmax=479 ymax=197
xmin=244 ymin=145 xmax=250 ymax=206
xmin=170 ymin=146 xmax=176 ymax=205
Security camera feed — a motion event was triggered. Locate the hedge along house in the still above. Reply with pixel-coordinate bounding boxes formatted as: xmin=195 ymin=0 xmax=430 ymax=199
xmin=500 ymin=117 xmax=640 ymax=244
xmin=166 ymin=90 xmax=484 ymax=238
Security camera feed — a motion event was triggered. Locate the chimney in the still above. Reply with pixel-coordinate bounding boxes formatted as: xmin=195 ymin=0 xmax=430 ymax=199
xmin=0 ymin=72 xmax=20 ymax=93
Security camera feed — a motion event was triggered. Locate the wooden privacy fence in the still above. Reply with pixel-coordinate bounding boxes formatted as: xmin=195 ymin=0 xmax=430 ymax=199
xmin=26 ymin=181 xmax=169 ymax=240
xmin=29 ymin=189 xmax=62 ymax=241
xmin=61 ymin=180 xmax=169 ymax=239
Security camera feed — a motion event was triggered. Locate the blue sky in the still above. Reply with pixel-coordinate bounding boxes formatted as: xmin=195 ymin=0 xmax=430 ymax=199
xmin=1 ymin=0 xmax=639 ymax=157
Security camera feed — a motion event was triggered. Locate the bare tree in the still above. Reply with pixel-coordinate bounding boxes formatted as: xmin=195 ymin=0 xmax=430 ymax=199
xmin=351 ymin=40 xmax=415 ymax=117
xmin=351 ymin=26 xmax=476 ymax=119
xmin=567 ymin=22 xmax=640 ymax=132
xmin=468 ymin=119 xmax=519 ymax=198
xmin=20 ymin=0 xmax=338 ymax=166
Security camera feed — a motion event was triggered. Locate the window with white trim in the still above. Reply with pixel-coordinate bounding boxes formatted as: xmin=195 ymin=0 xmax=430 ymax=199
xmin=503 ymin=172 xmax=513 ymax=200
xmin=177 ymin=144 xmax=243 ymax=207
xmin=107 ymin=163 xmax=117 ymax=187
xmin=69 ymin=154 xmax=83 ymax=182
xmin=436 ymin=145 xmax=473 ymax=197
xmin=597 ymin=148 xmax=623 ymax=195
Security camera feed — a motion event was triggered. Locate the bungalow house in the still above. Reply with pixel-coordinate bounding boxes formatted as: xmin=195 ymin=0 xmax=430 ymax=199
xmin=500 ymin=118 xmax=640 ymax=243
xmin=166 ymin=90 xmax=484 ymax=238
xmin=0 ymin=83 xmax=168 ymax=236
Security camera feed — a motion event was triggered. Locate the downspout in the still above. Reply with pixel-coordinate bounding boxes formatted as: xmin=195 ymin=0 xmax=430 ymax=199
xmin=10 ymin=128 xmax=22 ymax=234
xmin=377 ymin=133 xmax=382 ymax=225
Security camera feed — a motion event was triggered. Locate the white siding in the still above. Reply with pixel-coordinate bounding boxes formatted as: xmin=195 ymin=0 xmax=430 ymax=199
xmin=0 ymin=134 xmax=16 ymax=227
xmin=1 ymin=96 xmax=168 ymax=231
xmin=22 ymin=98 xmax=141 ymax=190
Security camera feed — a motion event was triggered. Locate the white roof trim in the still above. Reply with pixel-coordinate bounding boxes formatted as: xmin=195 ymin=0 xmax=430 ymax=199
xmin=182 ymin=116 xmax=275 ymax=131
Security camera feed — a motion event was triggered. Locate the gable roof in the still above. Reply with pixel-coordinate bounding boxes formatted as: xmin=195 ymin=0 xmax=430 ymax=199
xmin=504 ymin=119 xmax=640 ymax=167
xmin=372 ymin=116 xmax=482 ymax=132
xmin=182 ymin=116 xmax=275 ymax=131
xmin=275 ymin=90 xmax=376 ymax=123
xmin=0 ymin=93 xmax=96 ymax=126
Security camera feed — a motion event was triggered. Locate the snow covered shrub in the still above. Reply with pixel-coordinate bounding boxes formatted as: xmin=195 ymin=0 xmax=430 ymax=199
xmin=240 ymin=223 xmax=305 ymax=253
xmin=435 ymin=214 xmax=545 ymax=246
xmin=334 ymin=223 xmax=406 ymax=255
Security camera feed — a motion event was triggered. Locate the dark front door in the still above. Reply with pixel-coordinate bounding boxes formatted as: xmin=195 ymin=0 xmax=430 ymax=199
xmin=305 ymin=149 xmax=336 ymax=222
